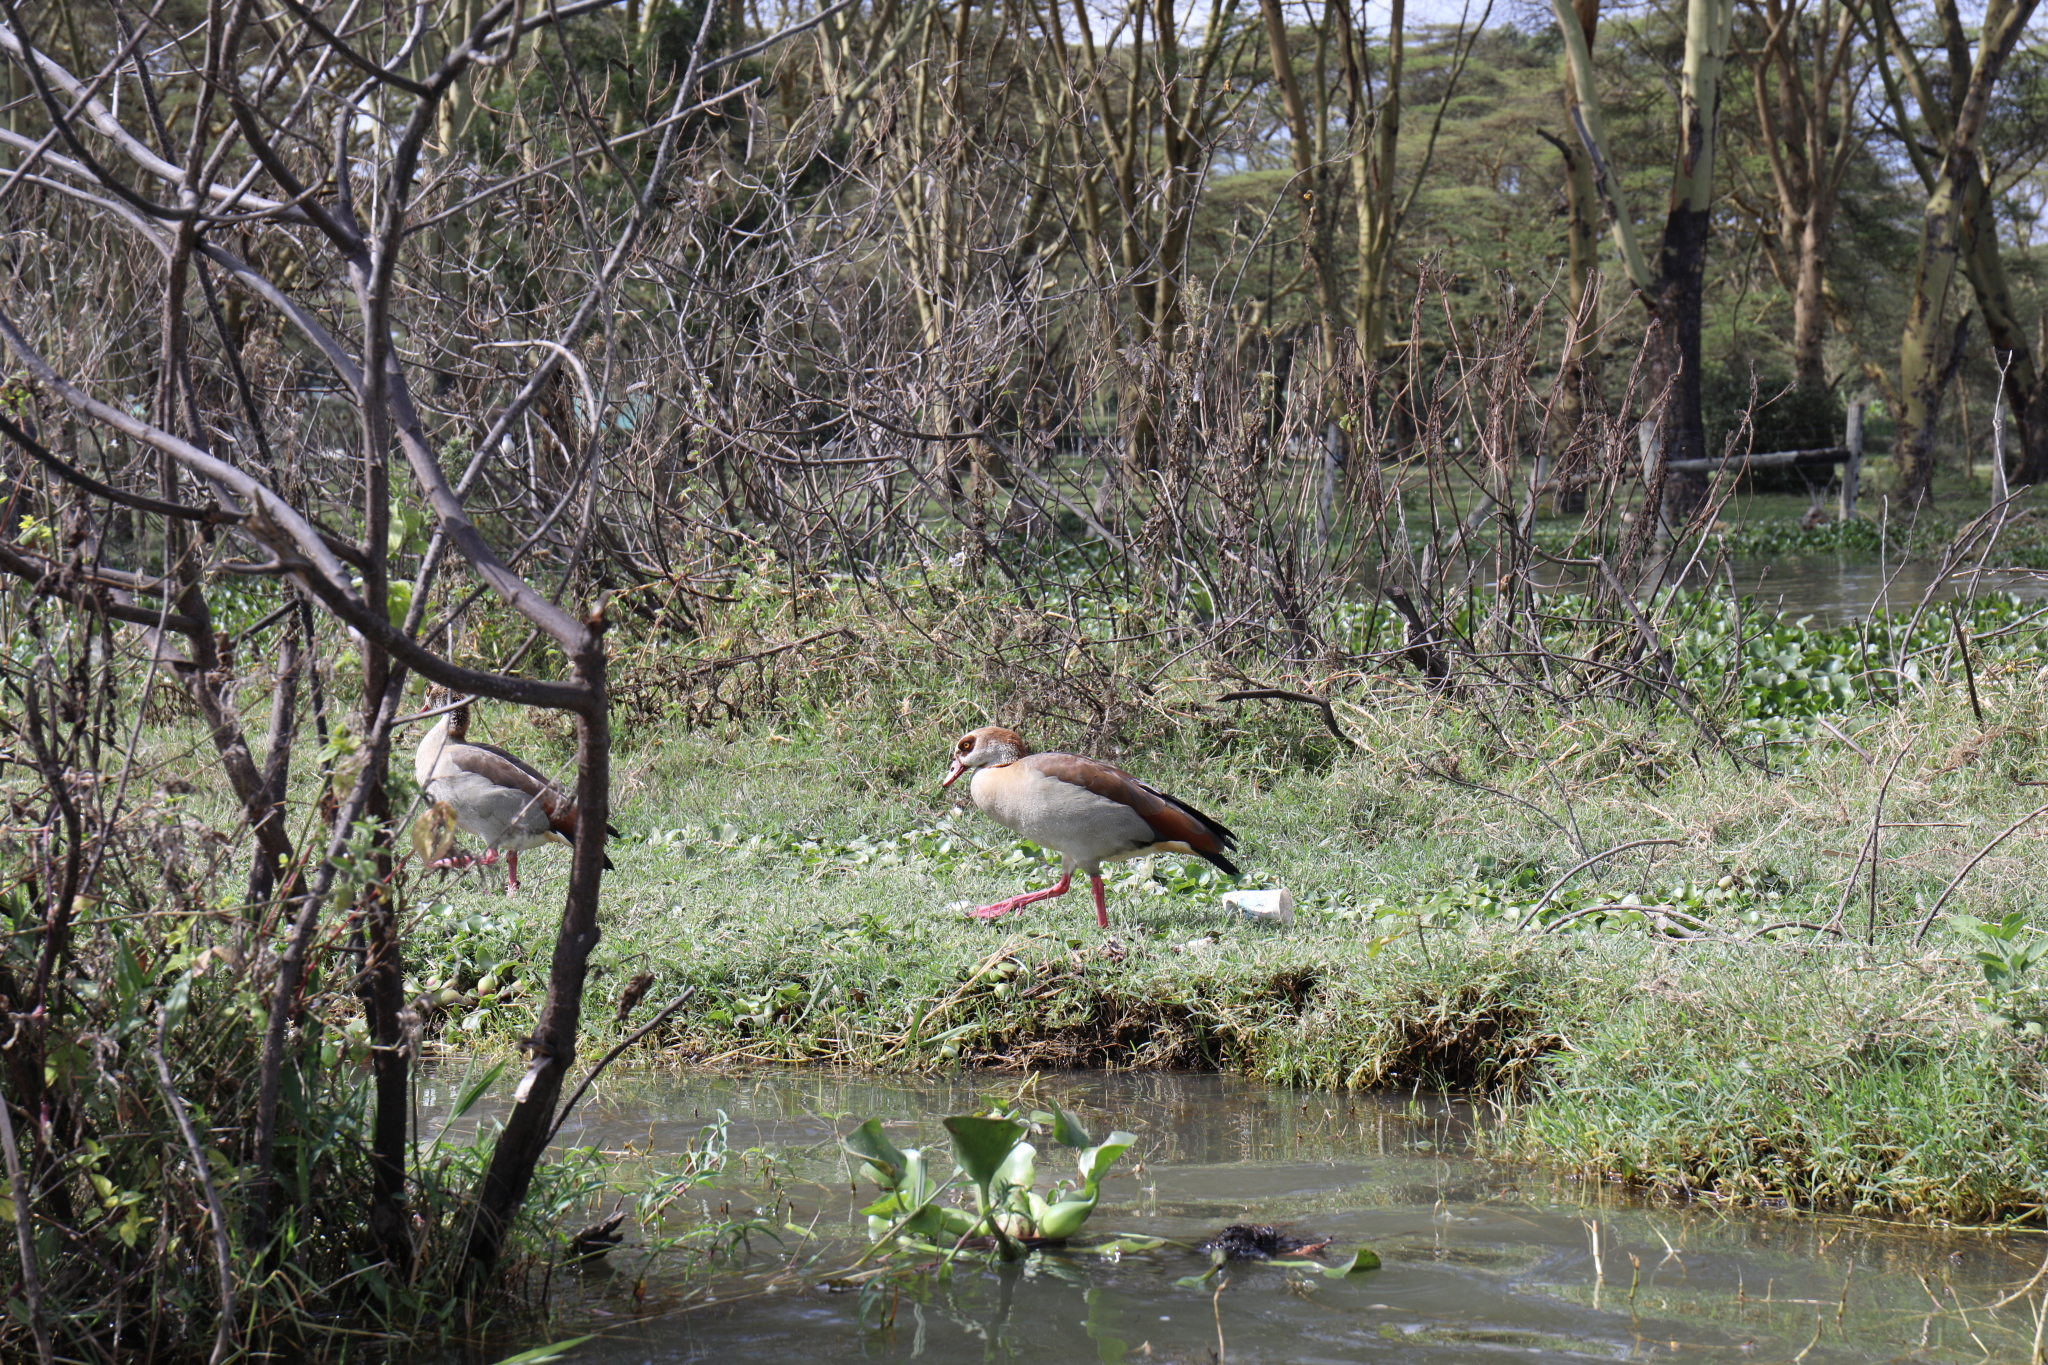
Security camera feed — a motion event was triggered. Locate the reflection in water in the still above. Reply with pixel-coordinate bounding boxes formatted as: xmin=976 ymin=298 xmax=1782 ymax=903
xmin=416 ymin=1068 xmax=2048 ymax=1364
xmin=1508 ymin=557 xmax=2048 ymax=626
xmin=1702 ymin=558 xmax=2045 ymax=624
xmin=1367 ymin=554 xmax=2048 ymax=627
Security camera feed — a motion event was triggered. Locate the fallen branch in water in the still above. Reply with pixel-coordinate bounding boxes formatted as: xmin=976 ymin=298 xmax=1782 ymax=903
xmin=545 ymin=987 xmax=697 ymax=1146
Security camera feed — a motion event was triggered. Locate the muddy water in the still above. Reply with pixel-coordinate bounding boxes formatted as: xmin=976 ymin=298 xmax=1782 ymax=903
xmin=422 ymin=1068 xmax=2048 ymax=1364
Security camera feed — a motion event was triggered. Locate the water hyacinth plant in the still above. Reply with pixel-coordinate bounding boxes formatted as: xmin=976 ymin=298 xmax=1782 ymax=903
xmin=844 ymin=1103 xmax=1137 ymax=1260
xmin=1951 ymin=912 xmax=2048 ymax=1034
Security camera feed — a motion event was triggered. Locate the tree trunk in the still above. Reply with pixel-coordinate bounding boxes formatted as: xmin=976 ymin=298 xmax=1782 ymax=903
xmin=248 ymin=621 xmax=301 ymax=906
xmin=1788 ymin=207 xmax=1831 ymax=392
xmin=1540 ymin=0 xmax=1600 ymax=516
xmin=1749 ymin=0 xmax=1861 ymax=396
xmin=2009 ymin=366 xmax=2048 ymax=489
xmin=1539 ymin=125 xmax=1598 ymax=513
xmin=465 ymin=624 xmax=612 ymax=1275
xmin=1261 ymin=0 xmax=1346 ymax=359
xmin=1869 ymin=0 xmax=2040 ymax=504
xmin=357 ymin=886 xmax=413 ymax=1272
xmin=1650 ymin=0 xmax=1733 ymax=520
xmin=1552 ymin=0 xmax=1731 ymax=526
xmin=1652 ymin=205 xmax=1713 ymax=515
xmin=1892 ymin=148 xmax=1972 ymax=504
xmin=1958 ymin=168 xmax=2048 ymax=486
xmin=1342 ymin=0 xmax=1404 ymax=361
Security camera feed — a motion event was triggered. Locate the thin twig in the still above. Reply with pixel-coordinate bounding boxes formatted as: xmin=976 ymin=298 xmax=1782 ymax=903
xmin=1216 ymin=688 xmax=1357 ymax=750
xmin=1415 ymin=763 xmax=1587 ymax=856
xmin=1517 ymin=839 xmax=1684 ymax=929
xmin=1987 ymin=1243 xmax=2048 ymax=1310
xmin=150 ymin=1010 xmax=235 ymax=1365
xmin=545 ymin=987 xmax=696 ymax=1147
xmin=0 ymin=1081 xmax=51 ymax=1365
xmin=1825 ymin=742 xmax=1910 ymax=940
xmin=1911 ymin=802 xmax=2048 ymax=945
xmin=1812 ymin=717 xmax=1874 ymax=762
xmin=1540 ymin=903 xmax=1674 ymax=932
xmin=1952 ymin=607 xmax=1985 ymax=727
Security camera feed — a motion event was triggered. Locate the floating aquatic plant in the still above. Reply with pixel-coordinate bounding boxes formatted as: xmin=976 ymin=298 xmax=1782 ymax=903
xmin=844 ymin=1102 xmax=1137 ymax=1261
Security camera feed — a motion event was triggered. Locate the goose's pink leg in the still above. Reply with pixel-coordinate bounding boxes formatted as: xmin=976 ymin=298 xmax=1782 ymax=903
xmin=969 ymin=871 xmax=1072 ymax=920
xmin=505 ymin=849 xmax=521 ymax=894
xmin=1089 ymin=874 xmax=1109 ymax=928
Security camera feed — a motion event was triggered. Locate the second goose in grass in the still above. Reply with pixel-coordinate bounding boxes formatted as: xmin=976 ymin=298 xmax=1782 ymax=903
xmin=414 ymin=695 xmax=614 ymax=893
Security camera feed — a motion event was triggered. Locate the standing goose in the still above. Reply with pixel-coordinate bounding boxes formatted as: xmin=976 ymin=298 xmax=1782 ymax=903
xmin=414 ymin=694 xmax=614 ymax=893
xmin=941 ymin=726 xmax=1239 ymax=928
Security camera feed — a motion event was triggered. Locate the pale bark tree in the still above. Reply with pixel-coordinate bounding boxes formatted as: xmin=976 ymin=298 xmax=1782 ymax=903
xmin=1539 ymin=0 xmax=1604 ymax=513
xmin=1743 ymin=0 xmax=1865 ymax=395
xmin=1554 ymin=0 xmax=1739 ymax=521
xmin=1329 ymin=0 xmax=1490 ymax=362
xmin=1261 ymin=0 xmax=1348 ymax=360
xmin=1863 ymin=0 xmax=2044 ymax=500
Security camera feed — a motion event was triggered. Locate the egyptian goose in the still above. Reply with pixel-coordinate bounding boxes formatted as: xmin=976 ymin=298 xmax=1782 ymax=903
xmin=941 ymin=726 xmax=1239 ymax=927
xmin=413 ymin=695 xmax=614 ymax=893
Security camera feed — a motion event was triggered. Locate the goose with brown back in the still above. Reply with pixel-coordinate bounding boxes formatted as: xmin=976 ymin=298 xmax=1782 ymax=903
xmin=941 ymin=726 xmax=1239 ymax=928
xmin=414 ymin=692 xmax=616 ymax=893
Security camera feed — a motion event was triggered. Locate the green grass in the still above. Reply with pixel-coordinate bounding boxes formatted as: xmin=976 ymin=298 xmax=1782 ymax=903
xmin=133 ymin=565 xmax=2048 ymax=1227
xmin=1413 ymin=454 xmax=2048 ymax=564
xmin=1512 ymin=954 xmax=2048 ymax=1222
xmin=357 ymin=646 xmax=2048 ymax=1225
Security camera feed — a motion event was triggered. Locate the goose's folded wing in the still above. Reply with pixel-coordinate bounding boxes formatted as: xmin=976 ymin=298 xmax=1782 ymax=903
xmin=1021 ymin=754 xmax=1236 ymax=859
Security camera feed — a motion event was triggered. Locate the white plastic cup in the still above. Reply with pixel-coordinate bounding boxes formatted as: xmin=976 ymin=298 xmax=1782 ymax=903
xmin=1222 ymin=888 xmax=1295 ymax=928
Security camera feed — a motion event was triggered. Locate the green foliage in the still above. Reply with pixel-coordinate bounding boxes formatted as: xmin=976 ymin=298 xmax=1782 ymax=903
xmin=1509 ymin=942 xmax=2048 ymax=1222
xmin=1713 ymin=508 xmax=2048 ymax=567
xmin=1716 ymin=517 xmax=1886 ymax=557
xmin=1698 ymin=359 xmax=1844 ymax=471
xmin=848 ymin=1101 xmax=1138 ymax=1258
xmin=1323 ymin=1247 xmax=1383 ymax=1276
xmin=407 ymin=900 xmax=544 ymax=1036
xmin=1951 ymin=912 xmax=2048 ymax=1033
xmin=1671 ymin=592 xmax=2046 ymax=742
xmin=488 ymin=1339 xmax=597 ymax=1365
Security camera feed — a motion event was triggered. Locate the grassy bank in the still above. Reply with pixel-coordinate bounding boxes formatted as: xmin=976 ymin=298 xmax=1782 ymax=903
xmin=257 ymin=572 xmax=2048 ymax=1229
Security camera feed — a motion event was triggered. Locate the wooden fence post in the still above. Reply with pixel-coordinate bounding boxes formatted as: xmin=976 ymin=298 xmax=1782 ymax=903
xmin=1637 ymin=418 xmax=1669 ymax=542
xmin=1839 ymin=402 xmax=1865 ymax=520
xmin=1992 ymin=390 xmax=2010 ymax=503
xmin=1316 ymin=421 xmax=1341 ymax=548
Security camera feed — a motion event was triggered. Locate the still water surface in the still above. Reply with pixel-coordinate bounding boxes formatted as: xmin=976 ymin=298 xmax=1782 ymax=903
xmin=1699 ymin=557 xmax=2044 ymax=623
xmin=423 ymin=1067 xmax=2048 ymax=1364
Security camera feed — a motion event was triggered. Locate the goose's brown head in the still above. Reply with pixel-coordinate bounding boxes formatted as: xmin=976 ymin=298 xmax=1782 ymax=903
xmin=941 ymin=726 xmax=1029 ymax=789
